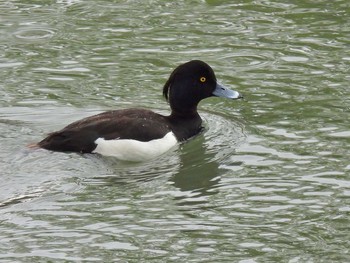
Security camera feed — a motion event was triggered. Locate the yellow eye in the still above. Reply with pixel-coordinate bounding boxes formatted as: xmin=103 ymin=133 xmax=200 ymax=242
xmin=200 ymin=77 xmax=206 ymax=83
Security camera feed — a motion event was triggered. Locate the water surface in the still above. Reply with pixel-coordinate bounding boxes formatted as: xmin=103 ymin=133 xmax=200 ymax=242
xmin=0 ymin=0 xmax=349 ymax=262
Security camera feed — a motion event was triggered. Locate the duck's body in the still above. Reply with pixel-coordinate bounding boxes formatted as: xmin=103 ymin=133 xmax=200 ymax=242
xmin=38 ymin=108 xmax=202 ymax=161
xmin=35 ymin=60 xmax=242 ymax=161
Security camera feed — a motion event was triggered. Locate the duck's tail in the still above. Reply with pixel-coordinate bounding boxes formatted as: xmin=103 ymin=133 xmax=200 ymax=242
xmin=27 ymin=143 xmax=40 ymax=149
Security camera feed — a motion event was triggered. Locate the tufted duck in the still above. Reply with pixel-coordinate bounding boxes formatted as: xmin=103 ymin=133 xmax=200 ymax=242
xmin=34 ymin=60 xmax=242 ymax=161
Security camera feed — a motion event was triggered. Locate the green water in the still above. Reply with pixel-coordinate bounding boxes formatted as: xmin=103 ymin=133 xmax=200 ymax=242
xmin=1 ymin=0 xmax=349 ymax=262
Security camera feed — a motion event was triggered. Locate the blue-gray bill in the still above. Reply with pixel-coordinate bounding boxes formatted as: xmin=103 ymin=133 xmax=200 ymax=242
xmin=212 ymin=82 xmax=243 ymax=99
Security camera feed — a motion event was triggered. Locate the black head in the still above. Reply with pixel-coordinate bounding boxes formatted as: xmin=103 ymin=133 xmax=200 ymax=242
xmin=163 ymin=60 xmax=242 ymax=116
xmin=163 ymin=60 xmax=217 ymax=115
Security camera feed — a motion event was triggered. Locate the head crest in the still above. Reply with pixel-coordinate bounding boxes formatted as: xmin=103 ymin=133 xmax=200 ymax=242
xmin=162 ymin=66 xmax=179 ymax=101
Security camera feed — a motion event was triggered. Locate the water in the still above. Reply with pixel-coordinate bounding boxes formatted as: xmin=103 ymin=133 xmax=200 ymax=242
xmin=1 ymin=0 xmax=349 ymax=262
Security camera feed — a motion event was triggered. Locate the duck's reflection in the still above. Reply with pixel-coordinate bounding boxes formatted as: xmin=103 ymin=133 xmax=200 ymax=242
xmin=170 ymin=135 xmax=223 ymax=202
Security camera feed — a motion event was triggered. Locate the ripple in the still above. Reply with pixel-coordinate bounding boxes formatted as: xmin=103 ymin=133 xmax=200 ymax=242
xmin=34 ymin=67 xmax=91 ymax=73
xmin=202 ymin=112 xmax=246 ymax=161
xmin=14 ymin=27 xmax=55 ymax=40
xmin=56 ymin=0 xmax=82 ymax=7
xmin=328 ymin=131 xmax=350 ymax=138
xmin=220 ymin=52 xmax=273 ymax=70
xmin=0 ymin=61 xmax=24 ymax=69
xmin=280 ymin=56 xmax=309 ymax=62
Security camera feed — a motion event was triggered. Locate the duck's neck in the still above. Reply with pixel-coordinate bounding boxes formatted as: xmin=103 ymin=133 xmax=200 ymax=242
xmin=169 ymin=96 xmax=200 ymax=117
xmin=168 ymin=110 xmax=202 ymax=141
xmin=170 ymin=107 xmax=199 ymax=118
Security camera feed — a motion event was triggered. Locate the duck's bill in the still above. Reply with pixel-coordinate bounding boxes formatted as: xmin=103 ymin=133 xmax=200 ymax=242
xmin=212 ymin=83 xmax=243 ymax=99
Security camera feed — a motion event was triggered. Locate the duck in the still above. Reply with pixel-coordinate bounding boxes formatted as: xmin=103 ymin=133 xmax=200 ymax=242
xmin=34 ymin=60 xmax=242 ymax=161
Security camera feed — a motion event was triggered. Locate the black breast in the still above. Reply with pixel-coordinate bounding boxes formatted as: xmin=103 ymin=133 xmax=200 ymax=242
xmin=167 ymin=113 xmax=203 ymax=141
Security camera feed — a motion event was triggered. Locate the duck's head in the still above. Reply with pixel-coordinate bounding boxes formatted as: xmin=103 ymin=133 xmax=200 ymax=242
xmin=163 ymin=60 xmax=242 ymax=116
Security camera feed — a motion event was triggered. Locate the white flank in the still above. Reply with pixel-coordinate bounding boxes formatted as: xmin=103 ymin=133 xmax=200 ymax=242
xmin=92 ymin=132 xmax=178 ymax=162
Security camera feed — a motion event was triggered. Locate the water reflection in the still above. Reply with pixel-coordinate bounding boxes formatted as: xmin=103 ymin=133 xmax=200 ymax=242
xmin=84 ymin=149 xmax=181 ymax=185
xmin=171 ymin=135 xmax=221 ymax=199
